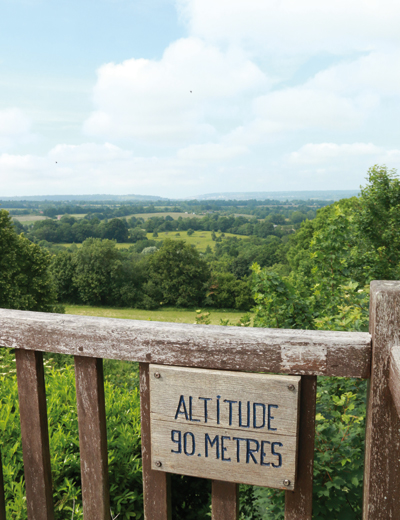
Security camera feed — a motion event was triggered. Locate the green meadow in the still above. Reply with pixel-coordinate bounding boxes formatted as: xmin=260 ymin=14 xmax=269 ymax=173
xmin=146 ymin=230 xmax=243 ymax=251
xmin=65 ymin=305 xmax=249 ymax=325
xmin=58 ymin=230 xmax=246 ymax=251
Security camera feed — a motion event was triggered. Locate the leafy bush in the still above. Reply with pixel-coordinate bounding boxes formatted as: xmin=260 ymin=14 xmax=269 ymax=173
xmin=0 ymin=349 xmax=143 ymax=519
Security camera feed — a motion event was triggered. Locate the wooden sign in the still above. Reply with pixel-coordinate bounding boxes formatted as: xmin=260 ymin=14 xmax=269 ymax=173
xmin=149 ymin=364 xmax=301 ymax=490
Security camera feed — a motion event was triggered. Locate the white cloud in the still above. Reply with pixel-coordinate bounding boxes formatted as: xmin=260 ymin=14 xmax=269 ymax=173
xmin=83 ymin=37 xmax=267 ymax=145
xmin=177 ymin=0 xmax=400 ymax=55
xmin=0 ymin=141 xmax=252 ymax=197
xmin=0 ymin=109 xmax=34 ymax=151
xmin=288 ymin=142 xmax=400 ymax=166
xmin=177 ymin=142 xmax=248 ymax=162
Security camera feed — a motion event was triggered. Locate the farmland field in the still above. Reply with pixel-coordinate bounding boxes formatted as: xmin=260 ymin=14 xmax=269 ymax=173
xmin=146 ymin=230 xmax=243 ymax=251
xmin=13 ymin=215 xmax=49 ymax=222
xmin=59 ymin=243 xmax=134 ymax=249
xmin=129 ymin=212 xmax=198 ymax=220
xmin=65 ymin=305 xmax=249 ymax=325
xmin=58 ymin=230 xmax=246 ymax=251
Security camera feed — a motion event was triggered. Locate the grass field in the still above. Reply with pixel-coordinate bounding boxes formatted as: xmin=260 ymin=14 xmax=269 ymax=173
xmin=13 ymin=215 xmax=49 ymax=222
xmin=65 ymin=305 xmax=249 ymax=325
xmin=130 ymin=212 xmax=197 ymax=220
xmin=147 ymin=230 xmax=243 ymax=251
xmin=59 ymin=243 xmax=135 ymax=249
xmin=59 ymin=231 xmax=245 ymax=251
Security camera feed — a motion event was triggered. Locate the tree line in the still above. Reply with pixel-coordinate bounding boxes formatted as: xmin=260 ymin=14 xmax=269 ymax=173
xmin=18 ymin=209 xmax=313 ymax=245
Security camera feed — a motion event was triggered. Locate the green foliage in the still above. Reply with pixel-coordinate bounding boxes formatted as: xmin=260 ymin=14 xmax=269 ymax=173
xmin=102 ymin=218 xmax=129 ymax=242
xmin=355 ymin=165 xmax=400 ymax=280
xmin=208 ymin=272 xmax=253 ymax=310
xmin=195 ymin=309 xmax=211 ymax=325
xmin=252 ymin=266 xmax=312 ymax=329
xmin=0 ymin=210 xmax=62 ymax=313
xmin=0 ymin=349 xmax=143 ymax=520
xmin=313 ymin=378 xmax=366 ymax=519
xmin=147 ymin=240 xmax=210 ymax=307
xmin=72 ymin=238 xmax=125 ymax=305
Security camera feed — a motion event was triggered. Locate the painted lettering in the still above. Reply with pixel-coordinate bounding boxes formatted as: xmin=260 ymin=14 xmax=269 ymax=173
xmin=175 ymin=395 xmax=189 ymax=420
xmin=171 ymin=430 xmax=182 ymax=453
xmin=205 ymin=433 xmax=219 ymax=459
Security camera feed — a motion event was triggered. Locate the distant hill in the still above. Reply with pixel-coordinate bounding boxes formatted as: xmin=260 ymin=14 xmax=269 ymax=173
xmin=0 ymin=194 xmax=168 ymax=202
xmin=0 ymin=189 xmax=360 ymax=203
xmin=192 ymin=190 xmax=360 ymax=201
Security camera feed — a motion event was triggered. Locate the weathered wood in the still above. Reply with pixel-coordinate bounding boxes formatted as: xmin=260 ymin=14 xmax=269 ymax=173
xmin=212 ymin=481 xmax=238 ymax=520
xmin=0 ymin=450 xmax=6 ymax=520
xmin=150 ymin=365 xmax=300 ymax=489
xmin=0 ymin=309 xmax=372 ymax=378
xmin=74 ymin=357 xmax=110 ymax=520
xmin=389 ymin=346 xmax=400 ymax=418
xmin=363 ymin=281 xmax=400 ymax=519
xmin=139 ymin=363 xmax=171 ymax=520
xmin=284 ymin=375 xmax=317 ymax=520
xmin=15 ymin=349 xmax=54 ymax=520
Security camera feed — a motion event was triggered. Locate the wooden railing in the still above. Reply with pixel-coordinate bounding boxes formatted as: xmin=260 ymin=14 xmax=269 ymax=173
xmin=0 ymin=280 xmax=400 ymax=519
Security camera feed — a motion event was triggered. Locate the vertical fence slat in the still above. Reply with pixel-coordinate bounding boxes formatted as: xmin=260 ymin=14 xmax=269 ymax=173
xmin=363 ymin=281 xmax=400 ymax=519
xmin=0 ymin=450 xmax=6 ymax=520
xmin=212 ymin=481 xmax=239 ymax=520
xmin=284 ymin=375 xmax=317 ymax=520
xmin=139 ymin=363 xmax=171 ymax=520
xmin=15 ymin=349 xmax=54 ymax=520
xmin=75 ymin=357 xmax=110 ymax=520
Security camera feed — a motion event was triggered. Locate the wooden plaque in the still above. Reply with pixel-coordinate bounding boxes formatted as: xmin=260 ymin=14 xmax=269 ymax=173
xmin=149 ymin=365 xmax=301 ymax=490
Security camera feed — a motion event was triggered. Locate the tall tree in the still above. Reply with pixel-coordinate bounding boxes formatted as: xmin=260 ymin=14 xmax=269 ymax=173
xmin=148 ymin=239 xmax=210 ymax=307
xmin=0 ymin=210 xmax=61 ymax=312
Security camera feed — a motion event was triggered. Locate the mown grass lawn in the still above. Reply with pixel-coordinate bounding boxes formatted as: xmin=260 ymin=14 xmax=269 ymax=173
xmin=65 ymin=305 xmax=250 ymax=325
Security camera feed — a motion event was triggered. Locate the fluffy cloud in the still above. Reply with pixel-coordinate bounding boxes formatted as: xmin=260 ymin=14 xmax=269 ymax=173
xmin=83 ymin=37 xmax=267 ymax=145
xmin=289 ymin=142 xmax=400 ymax=166
xmin=0 ymin=109 xmax=34 ymax=151
xmin=177 ymin=0 xmax=400 ymax=55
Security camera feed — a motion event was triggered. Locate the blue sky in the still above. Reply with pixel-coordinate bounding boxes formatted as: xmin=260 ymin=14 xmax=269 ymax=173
xmin=1 ymin=0 xmax=400 ymax=197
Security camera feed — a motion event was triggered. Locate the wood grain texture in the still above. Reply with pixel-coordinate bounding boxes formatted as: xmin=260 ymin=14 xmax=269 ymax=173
xmin=389 ymin=346 xmax=400 ymax=418
xmin=0 ymin=450 xmax=5 ymax=520
xmin=284 ymin=375 xmax=317 ymax=520
xmin=139 ymin=363 xmax=171 ymax=520
xmin=212 ymin=481 xmax=238 ymax=520
xmin=363 ymin=281 xmax=400 ymax=519
xmin=0 ymin=309 xmax=372 ymax=378
xmin=150 ymin=365 xmax=300 ymax=490
xmin=15 ymin=350 xmax=54 ymax=520
xmin=74 ymin=357 xmax=110 ymax=520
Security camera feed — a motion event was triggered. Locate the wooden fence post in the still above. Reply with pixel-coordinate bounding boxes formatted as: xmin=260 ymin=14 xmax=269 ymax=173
xmin=0 ymin=450 xmax=5 ymax=520
xmin=139 ymin=363 xmax=171 ymax=520
xmin=363 ymin=280 xmax=400 ymax=519
xmin=285 ymin=375 xmax=317 ymax=520
xmin=75 ymin=357 xmax=110 ymax=520
xmin=15 ymin=350 xmax=54 ymax=520
xmin=212 ymin=481 xmax=239 ymax=520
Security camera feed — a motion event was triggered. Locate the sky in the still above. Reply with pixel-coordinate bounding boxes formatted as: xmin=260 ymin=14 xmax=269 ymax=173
xmin=1 ymin=0 xmax=400 ymax=198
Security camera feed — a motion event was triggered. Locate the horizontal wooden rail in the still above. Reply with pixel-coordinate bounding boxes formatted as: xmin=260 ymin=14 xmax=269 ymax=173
xmin=0 ymin=309 xmax=371 ymax=378
xmin=389 ymin=346 xmax=400 ymax=418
